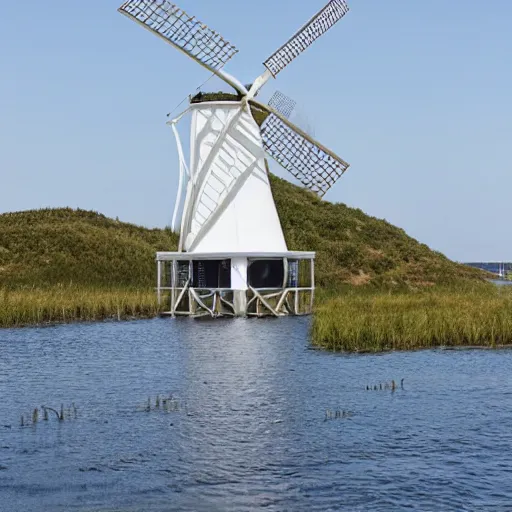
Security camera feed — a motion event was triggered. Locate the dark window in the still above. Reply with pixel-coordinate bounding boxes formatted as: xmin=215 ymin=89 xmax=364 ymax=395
xmin=192 ymin=260 xmax=231 ymax=288
xmin=248 ymin=259 xmax=284 ymax=288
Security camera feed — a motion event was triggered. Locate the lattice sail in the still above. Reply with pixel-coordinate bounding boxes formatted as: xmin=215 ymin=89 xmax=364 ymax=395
xmin=118 ymin=0 xmax=238 ymax=72
xmin=263 ymin=0 xmax=349 ymax=77
xmin=268 ymin=91 xmax=297 ymax=119
xmin=260 ymin=113 xmax=349 ymax=197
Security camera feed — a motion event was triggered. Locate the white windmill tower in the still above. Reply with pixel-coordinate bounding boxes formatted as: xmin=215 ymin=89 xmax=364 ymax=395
xmin=119 ymin=0 xmax=351 ymax=317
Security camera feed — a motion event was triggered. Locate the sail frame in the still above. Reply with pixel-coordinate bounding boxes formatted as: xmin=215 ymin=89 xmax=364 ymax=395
xmin=118 ymin=0 xmax=239 ymax=73
xmin=268 ymin=91 xmax=297 ymax=119
xmin=254 ymin=102 xmax=349 ymax=197
xmin=263 ymin=0 xmax=349 ymax=77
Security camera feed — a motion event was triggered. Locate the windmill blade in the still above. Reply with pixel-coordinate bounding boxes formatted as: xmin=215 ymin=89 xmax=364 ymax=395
xmin=252 ymin=101 xmax=349 ymax=197
xmin=268 ymin=91 xmax=297 ymax=119
xmin=268 ymin=91 xmax=316 ymax=137
xmin=263 ymin=0 xmax=349 ymax=78
xmin=118 ymin=0 xmax=239 ymax=73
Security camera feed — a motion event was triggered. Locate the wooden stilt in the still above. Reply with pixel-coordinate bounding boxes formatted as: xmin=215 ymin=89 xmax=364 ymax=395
xmin=157 ymin=260 xmax=162 ymax=306
xmin=310 ymin=258 xmax=315 ymax=314
xmin=170 ymin=260 xmax=177 ymax=316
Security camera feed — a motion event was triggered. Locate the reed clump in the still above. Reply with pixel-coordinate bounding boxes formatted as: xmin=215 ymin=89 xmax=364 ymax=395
xmin=325 ymin=409 xmax=354 ymax=420
xmin=366 ymin=379 xmax=404 ymax=391
xmin=141 ymin=394 xmax=179 ymax=413
xmin=0 ymin=287 xmax=161 ymax=328
xmin=19 ymin=403 xmax=78 ymax=427
xmin=313 ymin=285 xmax=512 ymax=352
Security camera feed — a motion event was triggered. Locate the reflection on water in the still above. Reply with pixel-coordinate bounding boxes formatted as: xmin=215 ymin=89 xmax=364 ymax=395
xmin=1 ymin=318 xmax=512 ymax=511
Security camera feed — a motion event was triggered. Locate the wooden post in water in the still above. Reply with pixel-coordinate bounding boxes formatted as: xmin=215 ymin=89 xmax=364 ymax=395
xmin=171 ymin=260 xmax=177 ymax=317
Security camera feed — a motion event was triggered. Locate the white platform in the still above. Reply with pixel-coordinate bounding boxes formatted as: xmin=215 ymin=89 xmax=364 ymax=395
xmin=156 ymin=251 xmax=315 ymax=260
xmin=156 ymin=251 xmax=315 ymax=318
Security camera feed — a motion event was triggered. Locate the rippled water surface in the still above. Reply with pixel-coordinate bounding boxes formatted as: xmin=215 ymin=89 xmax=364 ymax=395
xmin=1 ymin=318 xmax=512 ymax=511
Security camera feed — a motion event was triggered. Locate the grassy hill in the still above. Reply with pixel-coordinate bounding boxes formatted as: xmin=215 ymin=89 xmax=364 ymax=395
xmin=0 ymin=178 xmax=485 ymax=290
xmin=0 ymin=208 xmax=178 ymax=289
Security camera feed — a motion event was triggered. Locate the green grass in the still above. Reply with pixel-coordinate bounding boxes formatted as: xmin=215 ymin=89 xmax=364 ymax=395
xmin=312 ymin=284 xmax=512 ymax=352
xmin=0 ymin=208 xmax=178 ymax=289
xmin=0 ymin=209 xmax=173 ymax=327
xmin=190 ymin=91 xmax=270 ymax=126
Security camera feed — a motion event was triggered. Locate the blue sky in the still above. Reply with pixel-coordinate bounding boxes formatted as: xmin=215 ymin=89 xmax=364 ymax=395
xmin=1 ymin=0 xmax=511 ymax=261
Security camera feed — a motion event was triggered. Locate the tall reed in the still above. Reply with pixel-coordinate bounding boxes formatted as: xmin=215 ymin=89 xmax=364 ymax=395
xmin=0 ymin=287 xmax=161 ymax=328
xmin=312 ymin=285 xmax=512 ymax=352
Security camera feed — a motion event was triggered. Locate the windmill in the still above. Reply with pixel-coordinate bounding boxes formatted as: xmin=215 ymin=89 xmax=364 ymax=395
xmin=118 ymin=0 xmax=351 ymax=318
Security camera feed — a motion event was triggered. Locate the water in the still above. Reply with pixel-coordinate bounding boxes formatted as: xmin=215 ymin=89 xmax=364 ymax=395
xmin=1 ymin=318 xmax=512 ymax=511
xmin=491 ymin=279 xmax=512 ymax=287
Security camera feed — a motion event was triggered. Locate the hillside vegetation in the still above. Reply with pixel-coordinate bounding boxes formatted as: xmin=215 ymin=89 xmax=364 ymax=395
xmin=0 ymin=178 xmax=485 ymax=290
xmin=0 ymin=208 xmax=178 ymax=289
